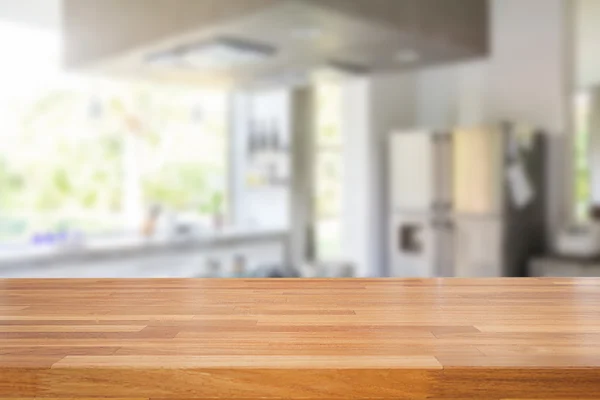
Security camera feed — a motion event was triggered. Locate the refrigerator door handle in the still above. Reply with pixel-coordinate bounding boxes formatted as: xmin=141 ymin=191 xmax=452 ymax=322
xmin=436 ymin=132 xmax=442 ymax=209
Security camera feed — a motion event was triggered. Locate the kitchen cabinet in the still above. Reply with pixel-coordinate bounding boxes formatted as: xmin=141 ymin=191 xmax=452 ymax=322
xmin=453 ymin=127 xmax=503 ymax=215
xmin=454 ymin=217 xmax=503 ymax=277
xmin=389 ymin=213 xmax=454 ymax=278
xmin=389 ymin=132 xmax=435 ymax=213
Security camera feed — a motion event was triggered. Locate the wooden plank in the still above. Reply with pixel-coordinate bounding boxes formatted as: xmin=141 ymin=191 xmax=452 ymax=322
xmin=0 ymin=325 xmax=146 ymax=333
xmin=53 ymin=355 xmax=442 ymax=369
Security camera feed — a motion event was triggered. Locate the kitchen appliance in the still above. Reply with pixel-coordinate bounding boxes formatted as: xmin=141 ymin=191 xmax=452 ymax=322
xmin=388 ymin=130 xmax=454 ymax=277
xmin=556 ymin=224 xmax=600 ymax=258
xmin=389 ymin=123 xmax=546 ymax=277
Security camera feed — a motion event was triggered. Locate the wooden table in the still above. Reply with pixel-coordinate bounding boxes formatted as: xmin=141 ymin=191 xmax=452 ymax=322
xmin=1 ymin=278 xmax=600 ymax=399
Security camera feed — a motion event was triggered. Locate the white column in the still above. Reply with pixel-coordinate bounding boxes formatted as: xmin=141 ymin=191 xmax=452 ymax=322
xmin=340 ymin=78 xmax=371 ymax=277
xmin=589 ymin=88 xmax=600 ymax=205
xmin=340 ymin=73 xmax=417 ymax=277
xmin=288 ymin=87 xmax=316 ymax=269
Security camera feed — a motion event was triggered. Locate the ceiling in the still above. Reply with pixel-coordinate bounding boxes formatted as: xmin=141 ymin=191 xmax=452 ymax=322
xmin=63 ymin=0 xmax=489 ymax=88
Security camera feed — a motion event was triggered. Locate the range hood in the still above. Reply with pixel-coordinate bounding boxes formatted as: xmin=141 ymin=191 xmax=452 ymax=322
xmin=63 ymin=0 xmax=488 ymax=87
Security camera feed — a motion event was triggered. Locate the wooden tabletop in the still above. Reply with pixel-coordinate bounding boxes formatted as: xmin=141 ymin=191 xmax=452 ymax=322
xmin=1 ymin=278 xmax=600 ymax=399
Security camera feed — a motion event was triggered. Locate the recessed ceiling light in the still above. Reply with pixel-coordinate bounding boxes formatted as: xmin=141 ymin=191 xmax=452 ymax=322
xmin=395 ymin=50 xmax=420 ymax=64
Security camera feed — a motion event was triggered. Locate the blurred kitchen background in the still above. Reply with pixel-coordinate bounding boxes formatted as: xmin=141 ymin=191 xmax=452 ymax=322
xmin=0 ymin=0 xmax=599 ymax=278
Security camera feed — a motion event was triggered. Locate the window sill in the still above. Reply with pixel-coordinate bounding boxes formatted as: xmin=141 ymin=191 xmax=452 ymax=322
xmin=0 ymin=227 xmax=288 ymax=270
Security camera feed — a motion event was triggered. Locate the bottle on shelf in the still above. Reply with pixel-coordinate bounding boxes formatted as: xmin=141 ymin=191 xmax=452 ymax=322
xmin=259 ymin=122 xmax=268 ymax=155
xmin=270 ymin=120 xmax=280 ymax=152
xmin=232 ymin=254 xmax=247 ymax=278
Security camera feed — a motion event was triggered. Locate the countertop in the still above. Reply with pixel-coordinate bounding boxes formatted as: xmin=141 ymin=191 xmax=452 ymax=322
xmin=1 ymin=278 xmax=600 ymax=399
xmin=0 ymin=227 xmax=288 ymax=269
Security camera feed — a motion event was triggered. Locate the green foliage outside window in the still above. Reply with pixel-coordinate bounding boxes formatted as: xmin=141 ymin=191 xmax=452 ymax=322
xmin=315 ymin=84 xmax=343 ymax=259
xmin=0 ymin=80 xmax=227 ymax=242
xmin=574 ymin=95 xmax=591 ymax=222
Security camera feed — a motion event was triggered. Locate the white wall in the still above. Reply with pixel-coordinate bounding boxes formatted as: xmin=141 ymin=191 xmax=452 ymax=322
xmin=416 ymin=60 xmax=489 ymax=129
xmin=488 ymin=0 xmax=573 ymax=132
xmin=341 ymin=0 xmax=575 ymax=275
xmin=416 ymin=66 xmax=459 ymax=129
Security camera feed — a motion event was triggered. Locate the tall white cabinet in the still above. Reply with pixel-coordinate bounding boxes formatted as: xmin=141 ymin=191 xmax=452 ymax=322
xmin=388 ymin=131 xmax=453 ymax=278
xmin=452 ymin=128 xmax=504 ymax=277
xmin=389 ymin=133 xmax=435 ymax=213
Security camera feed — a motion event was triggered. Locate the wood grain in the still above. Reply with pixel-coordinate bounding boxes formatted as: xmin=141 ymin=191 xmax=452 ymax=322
xmin=0 ymin=278 xmax=599 ymax=399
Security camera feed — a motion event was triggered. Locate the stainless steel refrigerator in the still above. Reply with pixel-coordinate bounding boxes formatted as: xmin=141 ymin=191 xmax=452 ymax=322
xmin=388 ymin=123 xmax=546 ymax=277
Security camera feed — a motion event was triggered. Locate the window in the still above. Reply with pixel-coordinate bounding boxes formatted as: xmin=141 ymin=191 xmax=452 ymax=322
xmin=0 ymin=87 xmax=125 ymax=240
xmin=0 ymin=21 xmax=228 ymax=244
xmin=0 ymin=81 xmax=228 ymax=243
xmin=574 ymin=92 xmax=591 ymax=221
xmin=112 ymin=85 xmax=228 ymax=230
xmin=314 ymin=84 xmax=343 ymax=259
